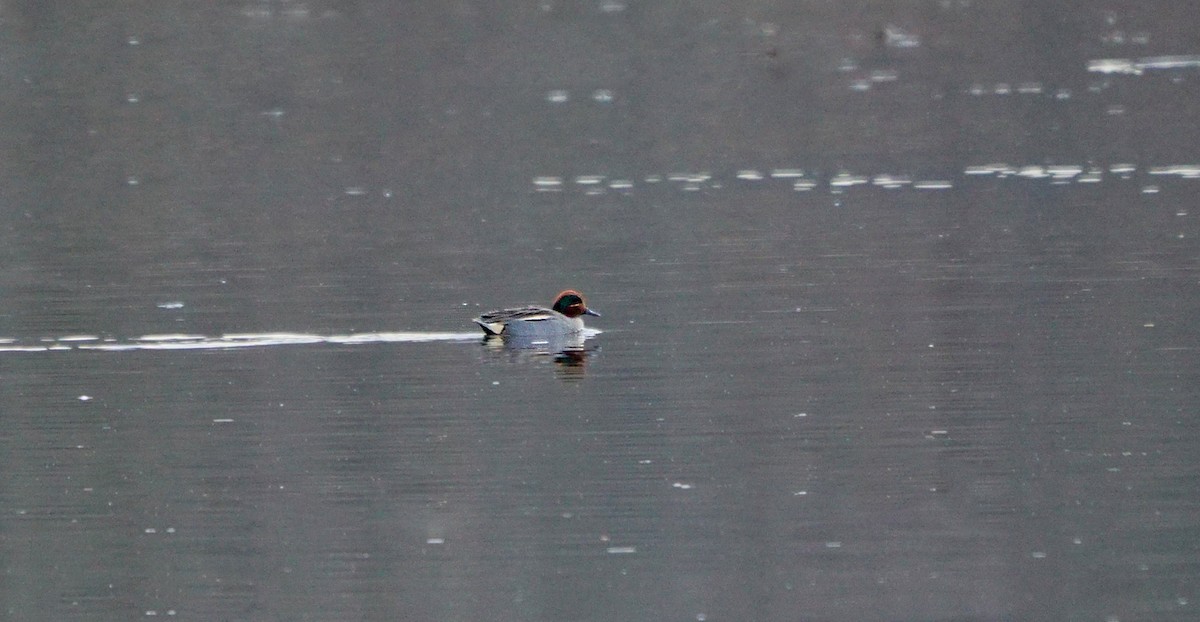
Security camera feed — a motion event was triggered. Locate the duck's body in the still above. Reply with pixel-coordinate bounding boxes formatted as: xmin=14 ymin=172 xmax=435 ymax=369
xmin=473 ymin=290 xmax=600 ymax=337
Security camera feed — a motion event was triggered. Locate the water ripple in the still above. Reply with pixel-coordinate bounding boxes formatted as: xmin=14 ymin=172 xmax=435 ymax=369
xmin=0 ymin=331 xmax=481 ymax=353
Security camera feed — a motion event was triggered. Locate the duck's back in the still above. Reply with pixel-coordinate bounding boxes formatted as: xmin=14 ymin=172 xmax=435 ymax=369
xmin=473 ymin=306 xmax=582 ymax=337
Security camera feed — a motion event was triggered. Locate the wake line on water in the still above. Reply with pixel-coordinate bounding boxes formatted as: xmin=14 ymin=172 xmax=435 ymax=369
xmin=0 ymin=331 xmax=482 ymax=353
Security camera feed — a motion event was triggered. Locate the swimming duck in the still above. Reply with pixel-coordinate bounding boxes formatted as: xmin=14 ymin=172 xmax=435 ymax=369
xmin=473 ymin=290 xmax=600 ymax=337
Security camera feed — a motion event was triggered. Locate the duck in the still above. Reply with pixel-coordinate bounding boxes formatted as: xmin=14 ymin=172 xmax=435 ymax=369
xmin=473 ymin=290 xmax=601 ymax=337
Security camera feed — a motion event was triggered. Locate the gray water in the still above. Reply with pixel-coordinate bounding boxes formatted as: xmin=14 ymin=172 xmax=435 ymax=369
xmin=3 ymin=2 xmax=1199 ymax=620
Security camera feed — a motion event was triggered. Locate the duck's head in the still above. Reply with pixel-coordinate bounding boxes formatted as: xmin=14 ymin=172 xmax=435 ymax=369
xmin=552 ymin=290 xmax=601 ymax=318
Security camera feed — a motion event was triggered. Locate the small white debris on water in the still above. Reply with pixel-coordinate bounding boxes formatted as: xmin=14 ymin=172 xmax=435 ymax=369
xmin=426 ymin=538 xmax=445 ymax=545
xmin=870 ymin=69 xmax=899 ymax=83
xmin=546 ymin=90 xmax=569 ymax=103
xmin=1142 ymin=185 xmax=1160 ymax=194
xmin=1149 ymin=164 xmax=1200 ymax=178
xmin=533 ymin=176 xmax=563 ymax=192
xmin=344 ymin=187 xmax=367 ymax=196
xmin=1031 ymin=551 xmax=1047 ymax=559
xmin=156 ymin=302 xmax=185 ymax=309
xmin=599 ymin=1 xmax=626 ymax=14
xmin=793 ymin=490 xmax=807 ymax=496
xmin=872 ymin=174 xmax=911 ymax=188
xmin=736 ymin=169 xmax=764 ymax=181
xmin=78 ymin=395 xmax=92 ymax=401
xmin=591 ymin=89 xmax=614 ymax=103
xmin=672 ymin=482 xmax=693 ymax=490
xmin=830 ymin=173 xmax=869 ymax=188
xmin=1088 ymin=58 xmax=1142 ymax=75
xmin=825 ymin=541 xmax=843 ymax=548
xmin=212 ymin=419 xmax=234 ymax=423
xmin=606 ymin=546 xmax=637 ymax=554
xmin=881 ymin=25 xmax=920 ymax=48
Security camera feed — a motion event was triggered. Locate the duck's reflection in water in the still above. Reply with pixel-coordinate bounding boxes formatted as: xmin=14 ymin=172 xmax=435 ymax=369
xmin=480 ymin=332 xmax=598 ymax=378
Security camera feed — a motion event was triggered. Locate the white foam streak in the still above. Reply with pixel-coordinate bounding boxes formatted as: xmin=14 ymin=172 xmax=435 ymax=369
xmin=1 ymin=331 xmax=481 ymax=353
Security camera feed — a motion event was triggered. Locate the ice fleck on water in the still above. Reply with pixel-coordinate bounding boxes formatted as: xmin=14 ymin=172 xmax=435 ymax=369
xmin=546 ymin=90 xmax=569 ymax=103
xmin=606 ymin=546 xmax=636 ymax=554
xmin=882 ymin=25 xmax=920 ymax=48
xmin=591 ymin=89 xmax=614 ymax=103
xmin=672 ymin=482 xmax=693 ymax=490
xmin=533 ymin=176 xmax=563 ymax=191
xmin=157 ymin=301 xmax=185 ymax=309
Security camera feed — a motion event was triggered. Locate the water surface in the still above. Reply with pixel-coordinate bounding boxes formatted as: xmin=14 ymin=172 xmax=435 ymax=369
xmin=2 ymin=1 xmax=1199 ymax=620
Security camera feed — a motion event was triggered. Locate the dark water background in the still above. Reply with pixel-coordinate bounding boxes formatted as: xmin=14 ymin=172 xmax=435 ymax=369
xmin=2 ymin=1 xmax=1199 ymax=620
